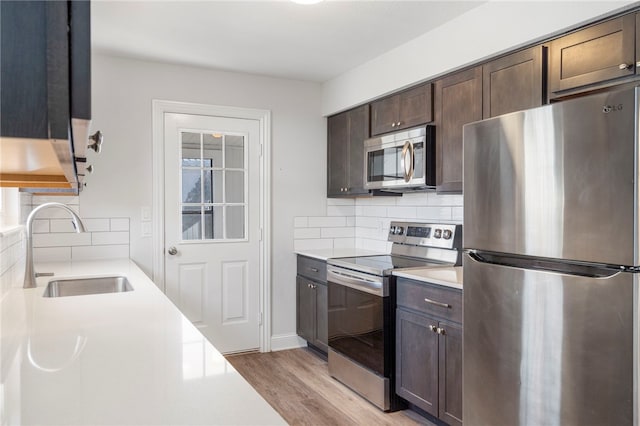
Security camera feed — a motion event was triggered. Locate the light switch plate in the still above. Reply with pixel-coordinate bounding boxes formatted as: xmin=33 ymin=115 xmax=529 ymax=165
xmin=141 ymin=206 xmax=151 ymax=221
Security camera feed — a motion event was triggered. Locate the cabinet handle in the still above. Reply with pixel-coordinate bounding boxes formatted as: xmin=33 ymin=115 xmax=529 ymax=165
xmin=428 ymin=325 xmax=437 ymax=333
xmin=88 ymin=130 xmax=103 ymax=153
xmin=396 ymin=121 xmax=402 ymax=126
xmin=309 ymin=267 xmax=319 ymax=273
xmin=636 ymin=61 xmax=640 ymax=69
xmin=437 ymin=327 xmax=446 ymax=335
xmin=391 ymin=122 xmax=396 ymax=128
xmin=424 ymin=297 xmax=451 ymax=309
xmin=619 ymin=63 xmax=633 ymax=70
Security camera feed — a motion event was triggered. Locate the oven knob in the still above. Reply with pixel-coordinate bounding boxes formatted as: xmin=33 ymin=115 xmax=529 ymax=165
xmin=389 ymin=226 xmax=396 ymax=235
xmin=395 ymin=226 xmax=404 ymax=235
xmin=443 ymin=229 xmax=452 ymax=240
xmin=434 ymin=229 xmax=442 ymax=239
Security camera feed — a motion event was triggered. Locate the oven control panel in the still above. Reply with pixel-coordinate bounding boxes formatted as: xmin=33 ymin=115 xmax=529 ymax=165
xmin=388 ymin=221 xmax=461 ymax=249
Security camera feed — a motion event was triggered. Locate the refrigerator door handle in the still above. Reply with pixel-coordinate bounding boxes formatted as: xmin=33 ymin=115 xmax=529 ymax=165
xmin=466 ymin=250 xmax=622 ymax=278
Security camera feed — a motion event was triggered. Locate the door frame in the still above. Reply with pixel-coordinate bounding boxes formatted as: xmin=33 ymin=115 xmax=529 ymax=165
xmin=152 ymin=100 xmax=272 ymax=352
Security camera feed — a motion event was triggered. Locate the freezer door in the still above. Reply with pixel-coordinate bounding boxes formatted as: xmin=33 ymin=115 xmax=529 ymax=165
xmin=463 ymin=252 xmax=633 ymax=426
xmin=463 ymin=86 xmax=638 ymax=266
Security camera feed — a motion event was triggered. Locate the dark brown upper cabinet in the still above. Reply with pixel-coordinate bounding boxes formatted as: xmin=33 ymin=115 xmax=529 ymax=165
xmin=549 ymin=14 xmax=636 ymax=96
xmin=434 ymin=67 xmax=482 ymax=193
xmin=327 ymin=104 xmax=370 ymax=197
xmin=483 ymin=46 xmax=546 ymax=119
xmin=370 ymin=83 xmax=433 ymax=136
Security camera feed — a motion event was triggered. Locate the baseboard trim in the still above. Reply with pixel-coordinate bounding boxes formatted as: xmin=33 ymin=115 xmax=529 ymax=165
xmin=270 ymin=333 xmax=306 ymax=352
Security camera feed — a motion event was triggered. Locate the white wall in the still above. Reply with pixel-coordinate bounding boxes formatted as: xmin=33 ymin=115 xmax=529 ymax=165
xmin=84 ymin=54 xmax=327 ymax=341
xmin=322 ymin=1 xmax=636 ymax=115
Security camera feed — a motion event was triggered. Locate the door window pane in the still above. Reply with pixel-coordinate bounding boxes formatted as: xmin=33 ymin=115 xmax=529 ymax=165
xmin=182 ymin=169 xmax=202 ymax=203
xmin=226 ymin=206 xmax=245 ymax=239
xmin=180 ymin=131 xmax=247 ymax=241
xmin=225 ymin=171 xmax=244 ymax=203
xmin=225 ymin=135 xmax=244 ymax=168
xmin=203 ymin=134 xmax=223 ymax=167
xmin=182 ymin=206 xmax=202 ymax=240
xmin=203 ymin=170 xmax=223 ymax=203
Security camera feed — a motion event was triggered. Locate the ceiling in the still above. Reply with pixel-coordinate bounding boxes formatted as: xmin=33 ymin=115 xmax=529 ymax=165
xmin=91 ymin=1 xmax=483 ymax=83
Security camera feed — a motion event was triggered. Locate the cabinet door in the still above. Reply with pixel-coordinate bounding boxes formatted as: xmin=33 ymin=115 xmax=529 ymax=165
xmin=483 ymin=46 xmax=545 ymax=119
xmin=435 ymin=67 xmax=482 ymax=193
xmin=395 ymin=308 xmax=439 ymax=417
xmin=370 ymin=95 xmax=399 ymax=136
xmin=69 ymin=1 xmax=91 ymax=121
xmin=439 ymin=321 xmax=463 ymax=426
xmin=397 ymin=83 xmax=433 ymax=130
xmin=637 ymin=13 xmax=640 ymax=75
xmin=549 ymin=14 xmax=635 ymax=94
xmin=0 ymin=1 xmax=69 ymax=139
xmin=314 ymin=281 xmax=328 ymax=353
xmin=327 ymin=112 xmax=349 ymax=196
xmin=296 ymin=276 xmax=315 ymax=343
xmin=345 ymin=104 xmax=369 ymax=195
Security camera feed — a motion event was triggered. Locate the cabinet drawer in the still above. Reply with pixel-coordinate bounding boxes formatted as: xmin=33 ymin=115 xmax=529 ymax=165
xmin=397 ymin=277 xmax=461 ymax=323
xmin=297 ymin=255 xmax=327 ymax=282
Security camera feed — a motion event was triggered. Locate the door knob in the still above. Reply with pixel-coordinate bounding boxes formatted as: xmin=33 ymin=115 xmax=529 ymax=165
xmin=167 ymin=246 xmax=178 ymax=255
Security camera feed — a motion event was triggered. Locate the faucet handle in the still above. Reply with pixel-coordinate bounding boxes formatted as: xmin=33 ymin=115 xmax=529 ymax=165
xmin=35 ymin=272 xmax=54 ymax=278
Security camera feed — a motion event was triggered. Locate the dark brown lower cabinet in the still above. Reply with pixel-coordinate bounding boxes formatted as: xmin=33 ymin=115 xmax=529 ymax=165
xmin=296 ymin=275 xmax=328 ymax=354
xmin=396 ymin=278 xmax=462 ymax=426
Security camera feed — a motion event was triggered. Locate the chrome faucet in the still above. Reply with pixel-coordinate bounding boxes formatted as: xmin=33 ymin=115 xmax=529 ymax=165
xmin=23 ymin=203 xmax=87 ymax=289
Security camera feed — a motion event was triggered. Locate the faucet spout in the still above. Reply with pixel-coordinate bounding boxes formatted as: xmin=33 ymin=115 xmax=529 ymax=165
xmin=23 ymin=203 xmax=87 ymax=289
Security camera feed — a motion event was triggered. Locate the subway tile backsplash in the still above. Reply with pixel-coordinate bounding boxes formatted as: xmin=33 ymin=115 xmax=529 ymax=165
xmin=22 ymin=194 xmax=131 ymax=263
xmin=293 ymin=192 xmax=463 ymax=252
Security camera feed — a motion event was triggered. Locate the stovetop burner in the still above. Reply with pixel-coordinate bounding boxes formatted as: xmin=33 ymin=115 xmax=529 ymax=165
xmin=328 ymin=255 xmax=452 ymax=276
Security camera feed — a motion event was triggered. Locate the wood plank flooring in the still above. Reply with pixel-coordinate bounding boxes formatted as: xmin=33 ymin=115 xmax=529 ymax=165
xmin=226 ymin=348 xmax=436 ymax=426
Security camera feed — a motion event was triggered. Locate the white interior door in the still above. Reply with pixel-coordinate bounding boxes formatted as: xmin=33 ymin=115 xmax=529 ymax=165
xmin=164 ymin=112 xmax=261 ymax=354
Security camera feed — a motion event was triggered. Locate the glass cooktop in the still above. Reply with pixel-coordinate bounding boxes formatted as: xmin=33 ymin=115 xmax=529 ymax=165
xmin=328 ymin=255 xmax=451 ymax=276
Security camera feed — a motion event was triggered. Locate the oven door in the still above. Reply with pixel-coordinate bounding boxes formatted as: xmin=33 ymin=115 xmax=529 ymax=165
xmin=327 ymin=266 xmax=391 ymax=377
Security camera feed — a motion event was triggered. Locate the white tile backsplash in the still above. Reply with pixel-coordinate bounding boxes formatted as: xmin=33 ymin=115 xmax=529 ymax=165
xmin=71 ymin=244 xmax=130 ymax=261
xmin=21 ymin=196 xmax=131 ymax=263
xmin=294 ymin=228 xmax=321 ymax=239
xmin=91 ymin=231 xmax=130 ymax=246
xmin=0 ymin=227 xmax=24 ymax=300
xmin=32 ymin=232 xmax=92 ymax=248
xmin=308 ymin=216 xmax=346 ymax=228
xmin=293 ymin=191 xmax=463 ymax=251
xmin=110 ymin=218 xmax=130 ymax=232
xmin=33 ymin=247 xmax=72 ymax=262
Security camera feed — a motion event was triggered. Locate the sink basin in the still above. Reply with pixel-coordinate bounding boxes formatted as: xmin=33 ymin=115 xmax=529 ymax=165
xmin=43 ymin=276 xmax=133 ymax=298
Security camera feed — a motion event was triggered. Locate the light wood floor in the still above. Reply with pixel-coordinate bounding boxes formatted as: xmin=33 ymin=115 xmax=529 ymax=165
xmin=226 ymin=348 xmax=436 ymax=426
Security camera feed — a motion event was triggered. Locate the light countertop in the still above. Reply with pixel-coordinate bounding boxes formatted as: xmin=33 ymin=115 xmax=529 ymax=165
xmin=295 ymin=248 xmax=382 ymax=261
xmin=0 ymin=259 xmax=285 ymax=425
xmin=393 ymin=266 xmax=463 ymax=290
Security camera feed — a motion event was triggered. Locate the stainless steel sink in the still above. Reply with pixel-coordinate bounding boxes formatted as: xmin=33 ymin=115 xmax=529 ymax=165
xmin=43 ymin=276 xmax=133 ymax=298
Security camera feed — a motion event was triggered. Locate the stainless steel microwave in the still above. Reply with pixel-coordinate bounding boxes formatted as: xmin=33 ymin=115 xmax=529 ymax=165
xmin=364 ymin=125 xmax=436 ymax=191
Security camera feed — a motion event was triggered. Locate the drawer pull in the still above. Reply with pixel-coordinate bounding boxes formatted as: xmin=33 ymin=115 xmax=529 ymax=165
xmin=424 ymin=297 xmax=451 ymax=309
xmin=428 ymin=325 xmax=437 ymax=333
xmin=309 ymin=267 xmax=319 ymax=273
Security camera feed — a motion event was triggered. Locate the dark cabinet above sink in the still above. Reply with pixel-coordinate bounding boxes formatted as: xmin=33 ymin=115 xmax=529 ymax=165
xmin=0 ymin=0 xmax=93 ymax=193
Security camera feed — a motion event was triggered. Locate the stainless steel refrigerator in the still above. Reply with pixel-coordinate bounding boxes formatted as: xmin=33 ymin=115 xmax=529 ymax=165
xmin=463 ymin=86 xmax=639 ymax=425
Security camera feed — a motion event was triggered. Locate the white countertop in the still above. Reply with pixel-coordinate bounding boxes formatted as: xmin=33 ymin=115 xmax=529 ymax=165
xmin=295 ymin=248 xmax=382 ymax=261
xmin=393 ymin=266 xmax=463 ymax=290
xmin=0 ymin=259 xmax=285 ymax=425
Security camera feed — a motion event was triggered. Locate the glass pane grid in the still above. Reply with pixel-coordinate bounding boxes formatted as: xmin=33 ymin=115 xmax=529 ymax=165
xmin=180 ymin=131 xmax=248 ymax=242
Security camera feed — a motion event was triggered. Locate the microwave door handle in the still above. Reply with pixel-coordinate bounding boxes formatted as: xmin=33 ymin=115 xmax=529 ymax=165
xmin=401 ymin=141 xmax=415 ymax=182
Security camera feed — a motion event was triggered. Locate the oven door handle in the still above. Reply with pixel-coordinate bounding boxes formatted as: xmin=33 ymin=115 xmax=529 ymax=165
xmin=327 ymin=269 xmax=384 ymax=297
